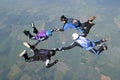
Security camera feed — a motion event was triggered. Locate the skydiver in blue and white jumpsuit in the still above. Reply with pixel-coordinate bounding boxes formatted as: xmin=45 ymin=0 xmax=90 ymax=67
xmin=59 ymin=33 xmax=108 ymax=55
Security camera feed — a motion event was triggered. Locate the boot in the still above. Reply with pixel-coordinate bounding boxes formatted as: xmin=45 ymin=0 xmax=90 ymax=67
xmin=98 ymin=44 xmax=107 ymax=54
xmin=102 ymin=44 xmax=108 ymax=50
xmin=101 ymin=37 xmax=109 ymax=42
xmin=23 ymin=30 xmax=34 ymax=38
xmin=46 ymin=60 xmax=58 ymax=68
xmin=23 ymin=30 xmax=30 ymax=36
xmin=31 ymin=22 xmax=35 ymax=28
xmin=19 ymin=50 xmax=27 ymax=57
xmin=88 ymin=16 xmax=96 ymax=22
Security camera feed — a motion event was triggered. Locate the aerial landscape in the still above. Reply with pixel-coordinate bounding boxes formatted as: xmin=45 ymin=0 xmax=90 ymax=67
xmin=0 ymin=0 xmax=120 ymax=80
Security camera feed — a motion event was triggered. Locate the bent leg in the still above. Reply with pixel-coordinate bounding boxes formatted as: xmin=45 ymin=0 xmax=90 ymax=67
xmin=94 ymin=39 xmax=108 ymax=46
xmin=45 ymin=59 xmax=58 ymax=68
xmin=82 ymin=16 xmax=96 ymax=36
xmin=98 ymin=44 xmax=108 ymax=53
xmin=94 ymin=40 xmax=103 ymax=46
xmin=33 ymin=27 xmax=38 ymax=34
xmin=25 ymin=56 xmax=37 ymax=62
xmin=89 ymin=44 xmax=107 ymax=55
xmin=23 ymin=42 xmax=36 ymax=50
xmin=31 ymin=23 xmax=38 ymax=34
xmin=23 ymin=30 xmax=35 ymax=39
xmin=21 ymin=52 xmax=34 ymax=62
xmin=83 ymin=22 xmax=95 ymax=36
xmin=32 ymin=26 xmax=38 ymax=34
xmin=89 ymin=48 xmax=100 ymax=55
xmin=21 ymin=51 xmax=37 ymax=62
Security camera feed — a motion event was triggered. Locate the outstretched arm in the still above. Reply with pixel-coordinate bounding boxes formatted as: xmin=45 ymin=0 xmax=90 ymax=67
xmin=51 ymin=24 xmax=70 ymax=32
xmin=51 ymin=23 xmax=74 ymax=32
xmin=51 ymin=28 xmax=64 ymax=32
xmin=34 ymin=36 xmax=49 ymax=46
xmin=61 ymin=42 xmax=78 ymax=51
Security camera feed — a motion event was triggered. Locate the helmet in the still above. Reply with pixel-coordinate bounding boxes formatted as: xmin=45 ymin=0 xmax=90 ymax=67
xmin=72 ymin=33 xmax=79 ymax=40
xmin=46 ymin=30 xmax=52 ymax=36
xmin=60 ymin=15 xmax=67 ymax=21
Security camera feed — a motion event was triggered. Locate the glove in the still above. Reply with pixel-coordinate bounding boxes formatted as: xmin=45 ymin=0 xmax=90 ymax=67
xmin=58 ymin=47 xmax=64 ymax=51
xmin=54 ymin=28 xmax=60 ymax=32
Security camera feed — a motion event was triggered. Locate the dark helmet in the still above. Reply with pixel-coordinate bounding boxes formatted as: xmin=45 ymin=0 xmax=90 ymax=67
xmin=60 ymin=15 xmax=67 ymax=21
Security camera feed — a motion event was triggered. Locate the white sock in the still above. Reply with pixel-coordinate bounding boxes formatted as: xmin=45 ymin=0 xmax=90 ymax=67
xmin=45 ymin=59 xmax=50 ymax=67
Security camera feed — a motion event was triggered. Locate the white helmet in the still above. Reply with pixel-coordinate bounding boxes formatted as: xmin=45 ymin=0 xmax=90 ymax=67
xmin=72 ymin=33 xmax=79 ymax=40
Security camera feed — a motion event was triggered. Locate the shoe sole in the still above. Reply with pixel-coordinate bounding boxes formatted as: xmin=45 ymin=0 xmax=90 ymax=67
xmin=103 ymin=44 xmax=108 ymax=50
xmin=23 ymin=42 xmax=30 ymax=48
xmin=19 ymin=50 xmax=26 ymax=57
xmin=88 ymin=16 xmax=96 ymax=22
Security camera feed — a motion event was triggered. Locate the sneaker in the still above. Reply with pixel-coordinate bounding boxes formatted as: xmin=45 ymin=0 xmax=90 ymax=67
xmin=31 ymin=23 xmax=35 ymax=28
xmin=102 ymin=37 xmax=109 ymax=42
xmin=23 ymin=30 xmax=30 ymax=36
xmin=19 ymin=50 xmax=27 ymax=57
xmin=23 ymin=42 xmax=30 ymax=48
xmin=88 ymin=16 xmax=96 ymax=22
xmin=102 ymin=44 xmax=108 ymax=50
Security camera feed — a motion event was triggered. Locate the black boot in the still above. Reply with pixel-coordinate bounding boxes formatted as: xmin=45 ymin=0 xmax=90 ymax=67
xmin=98 ymin=44 xmax=107 ymax=54
xmin=46 ymin=60 xmax=58 ymax=68
xmin=23 ymin=30 xmax=34 ymax=38
xmin=23 ymin=30 xmax=29 ymax=36
xmin=102 ymin=44 xmax=108 ymax=50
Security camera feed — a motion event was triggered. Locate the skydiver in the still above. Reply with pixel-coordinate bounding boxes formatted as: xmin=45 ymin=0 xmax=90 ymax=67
xmin=59 ymin=33 xmax=108 ymax=55
xmin=56 ymin=15 xmax=96 ymax=37
xmin=23 ymin=23 xmax=57 ymax=45
xmin=19 ymin=42 xmax=61 ymax=68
